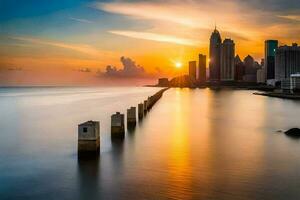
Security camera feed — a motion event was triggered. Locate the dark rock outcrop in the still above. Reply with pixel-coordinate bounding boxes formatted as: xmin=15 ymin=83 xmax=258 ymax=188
xmin=285 ymin=128 xmax=300 ymax=137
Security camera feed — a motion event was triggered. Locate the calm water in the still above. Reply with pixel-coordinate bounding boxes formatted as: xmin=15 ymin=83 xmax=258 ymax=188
xmin=0 ymin=87 xmax=300 ymax=200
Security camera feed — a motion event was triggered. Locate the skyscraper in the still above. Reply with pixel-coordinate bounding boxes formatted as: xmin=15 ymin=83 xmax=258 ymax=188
xmin=265 ymin=40 xmax=278 ymax=82
xmin=275 ymin=43 xmax=300 ymax=82
xmin=209 ymin=28 xmax=222 ymax=81
xmin=198 ymin=54 xmax=206 ymax=82
xmin=220 ymin=38 xmax=235 ymax=81
xmin=189 ymin=61 xmax=197 ymax=80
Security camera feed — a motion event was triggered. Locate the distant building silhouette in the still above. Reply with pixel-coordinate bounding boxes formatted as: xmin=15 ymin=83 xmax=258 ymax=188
xmin=220 ymin=39 xmax=235 ymax=81
xmin=209 ymin=27 xmax=222 ymax=81
xmin=169 ymin=75 xmax=196 ymax=87
xmin=234 ymin=55 xmax=245 ymax=81
xmin=260 ymin=59 xmax=265 ymax=72
xmin=243 ymin=55 xmax=258 ymax=82
xmin=189 ymin=61 xmax=197 ymax=81
xmin=275 ymin=43 xmax=300 ymax=83
xmin=157 ymin=78 xmax=169 ymax=87
xmin=198 ymin=54 xmax=206 ymax=82
xmin=257 ymin=59 xmax=265 ymax=83
xmin=244 ymin=55 xmax=255 ymax=74
xmin=257 ymin=69 xmax=265 ymax=83
xmin=265 ymin=40 xmax=278 ymax=84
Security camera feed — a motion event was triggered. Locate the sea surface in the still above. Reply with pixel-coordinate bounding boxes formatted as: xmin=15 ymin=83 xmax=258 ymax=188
xmin=0 ymin=87 xmax=300 ymax=200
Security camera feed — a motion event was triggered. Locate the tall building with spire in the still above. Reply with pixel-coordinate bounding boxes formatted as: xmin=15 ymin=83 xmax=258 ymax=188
xmin=220 ymin=38 xmax=235 ymax=81
xmin=209 ymin=27 xmax=222 ymax=81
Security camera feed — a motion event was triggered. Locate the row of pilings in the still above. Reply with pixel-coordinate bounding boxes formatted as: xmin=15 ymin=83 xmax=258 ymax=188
xmin=77 ymin=88 xmax=169 ymax=155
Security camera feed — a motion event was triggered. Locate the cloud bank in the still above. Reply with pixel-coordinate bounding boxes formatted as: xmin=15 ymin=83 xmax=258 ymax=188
xmin=100 ymin=56 xmax=152 ymax=78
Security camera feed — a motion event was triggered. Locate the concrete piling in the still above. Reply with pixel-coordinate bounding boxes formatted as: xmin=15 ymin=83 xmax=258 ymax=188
xmin=78 ymin=120 xmax=100 ymax=153
xmin=111 ymin=112 xmax=125 ymax=139
xmin=144 ymin=88 xmax=169 ymax=111
xmin=127 ymin=106 xmax=136 ymax=127
xmin=143 ymin=100 xmax=148 ymax=114
xmin=138 ymin=103 xmax=144 ymax=119
xmin=147 ymin=96 xmax=151 ymax=110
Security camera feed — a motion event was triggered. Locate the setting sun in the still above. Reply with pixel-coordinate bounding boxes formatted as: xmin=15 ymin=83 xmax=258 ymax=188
xmin=175 ymin=62 xmax=182 ymax=68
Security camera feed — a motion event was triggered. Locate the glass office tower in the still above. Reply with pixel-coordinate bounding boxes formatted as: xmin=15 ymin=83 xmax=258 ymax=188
xmin=264 ymin=40 xmax=278 ymax=80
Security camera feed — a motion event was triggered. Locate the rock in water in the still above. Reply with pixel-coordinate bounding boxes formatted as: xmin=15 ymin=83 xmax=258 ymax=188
xmin=285 ymin=128 xmax=300 ymax=137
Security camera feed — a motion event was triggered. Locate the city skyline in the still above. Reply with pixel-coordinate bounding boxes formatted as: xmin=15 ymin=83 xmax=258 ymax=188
xmin=0 ymin=0 xmax=300 ymax=85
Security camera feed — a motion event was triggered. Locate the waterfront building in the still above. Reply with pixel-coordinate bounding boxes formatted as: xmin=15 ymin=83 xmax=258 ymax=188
xmin=275 ymin=43 xmax=300 ymax=83
xmin=265 ymin=40 xmax=278 ymax=83
xmin=220 ymin=39 xmax=235 ymax=81
xmin=209 ymin=28 xmax=222 ymax=81
xmin=189 ymin=61 xmax=197 ymax=80
xmin=281 ymin=73 xmax=300 ymax=93
xmin=198 ymin=54 xmax=206 ymax=82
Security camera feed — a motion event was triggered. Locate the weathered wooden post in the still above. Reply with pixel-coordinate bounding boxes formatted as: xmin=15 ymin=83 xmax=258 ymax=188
xmin=111 ymin=112 xmax=125 ymax=139
xmin=127 ymin=107 xmax=136 ymax=127
xmin=138 ymin=103 xmax=144 ymax=119
xmin=78 ymin=120 xmax=100 ymax=154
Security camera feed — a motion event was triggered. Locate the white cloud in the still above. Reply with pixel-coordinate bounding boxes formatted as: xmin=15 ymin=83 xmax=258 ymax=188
xmin=109 ymin=30 xmax=200 ymax=46
xmin=278 ymin=15 xmax=300 ymax=22
xmin=69 ymin=17 xmax=93 ymax=24
xmin=10 ymin=36 xmax=106 ymax=57
xmin=94 ymin=1 xmax=263 ymax=42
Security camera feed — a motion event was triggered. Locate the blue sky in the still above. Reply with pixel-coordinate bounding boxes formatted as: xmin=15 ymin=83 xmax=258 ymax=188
xmin=0 ymin=0 xmax=92 ymax=21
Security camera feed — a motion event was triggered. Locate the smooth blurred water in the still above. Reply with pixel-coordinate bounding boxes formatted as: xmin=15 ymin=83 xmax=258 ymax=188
xmin=0 ymin=87 xmax=300 ymax=200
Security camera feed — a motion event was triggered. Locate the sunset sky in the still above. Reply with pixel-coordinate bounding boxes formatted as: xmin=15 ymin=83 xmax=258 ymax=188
xmin=0 ymin=0 xmax=299 ymax=85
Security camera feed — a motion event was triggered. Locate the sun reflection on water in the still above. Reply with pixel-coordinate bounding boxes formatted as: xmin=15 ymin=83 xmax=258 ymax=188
xmin=167 ymin=88 xmax=193 ymax=199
